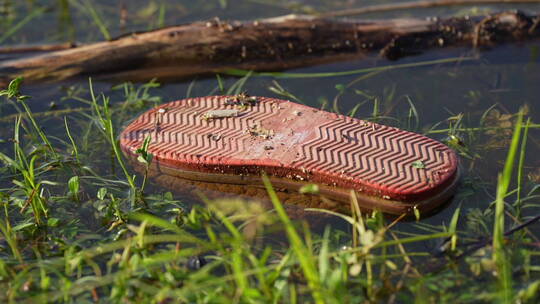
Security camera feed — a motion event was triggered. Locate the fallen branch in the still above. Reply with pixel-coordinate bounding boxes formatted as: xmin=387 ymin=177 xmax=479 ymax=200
xmin=0 ymin=107 xmax=89 ymax=123
xmin=0 ymin=10 xmax=539 ymax=85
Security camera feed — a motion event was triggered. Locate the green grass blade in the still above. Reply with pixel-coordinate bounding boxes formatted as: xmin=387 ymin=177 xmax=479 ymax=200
xmin=448 ymin=204 xmax=461 ymax=251
xmin=226 ymin=71 xmax=252 ymax=95
xmin=494 ymin=174 xmax=513 ymax=303
xmin=129 ymin=212 xmax=184 ymax=234
xmin=492 ymin=109 xmax=524 ymax=303
xmin=88 ymin=78 xmax=135 ymax=190
xmin=318 ymin=227 xmax=330 ymax=281
xmin=0 ymin=218 xmax=23 ymax=263
xmin=64 ymin=117 xmax=79 ymax=162
xmin=262 ymin=175 xmax=324 ymax=304
xmin=83 ymin=0 xmax=111 ymax=40
xmin=225 ymin=57 xmax=473 ymax=79
xmin=0 ymin=7 xmax=46 ymax=44
xmin=515 ymin=118 xmax=531 ymax=214
xmin=375 ymin=232 xmax=452 ymax=248
xmin=499 ymin=110 xmax=524 ymax=194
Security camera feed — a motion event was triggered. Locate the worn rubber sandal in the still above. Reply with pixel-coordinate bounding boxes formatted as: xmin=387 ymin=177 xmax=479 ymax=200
xmin=120 ymin=95 xmax=459 ymax=215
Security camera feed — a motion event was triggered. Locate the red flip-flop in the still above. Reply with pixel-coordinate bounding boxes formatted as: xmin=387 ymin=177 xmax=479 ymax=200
xmin=120 ymin=95 xmax=459 ymax=215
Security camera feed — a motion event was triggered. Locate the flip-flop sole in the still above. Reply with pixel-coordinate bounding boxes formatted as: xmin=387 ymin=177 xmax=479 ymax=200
xmin=120 ymin=96 xmax=459 ymax=215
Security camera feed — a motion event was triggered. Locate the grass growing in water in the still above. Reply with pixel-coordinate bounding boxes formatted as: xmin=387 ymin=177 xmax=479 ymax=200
xmin=1 ymin=1 xmax=540 ymax=302
xmin=0 ymin=75 xmax=538 ymax=303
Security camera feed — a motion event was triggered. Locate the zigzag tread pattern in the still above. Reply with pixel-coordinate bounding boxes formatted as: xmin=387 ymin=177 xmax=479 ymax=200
xmin=121 ymin=96 xmax=284 ymax=163
xmin=291 ymin=116 xmax=457 ymax=197
xmin=120 ymin=96 xmax=458 ymax=201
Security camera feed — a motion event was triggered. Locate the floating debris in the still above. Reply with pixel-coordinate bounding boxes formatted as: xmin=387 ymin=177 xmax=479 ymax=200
xmin=247 ymin=125 xmax=274 ymax=139
xmin=342 ymin=134 xmax=357 ymax=142
xmin=207 ymin=133 xmax=222 ymax=141
xmin=201 ymin=109 xmax=239 ymax=120
xmin=225 ymin=92 xmax=258 ymax=109
xmin=299 ymin=184 xmax=319 ymax=194
xmin=411 ymin=160 xmax=426 ymax=169
xmin=154 ymin=108 xmax=168 ymax=132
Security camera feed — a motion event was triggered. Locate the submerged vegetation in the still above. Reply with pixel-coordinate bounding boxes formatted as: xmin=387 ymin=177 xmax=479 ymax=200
xmin=0 ymin=0 xmax=540 ymax=303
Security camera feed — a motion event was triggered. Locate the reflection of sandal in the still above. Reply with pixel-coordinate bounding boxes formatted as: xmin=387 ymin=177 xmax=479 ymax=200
xmin=121 ymin=96 xmax=459 ymax=215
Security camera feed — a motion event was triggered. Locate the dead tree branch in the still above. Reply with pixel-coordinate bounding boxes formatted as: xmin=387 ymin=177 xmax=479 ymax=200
xmin=0 ymin=10 xmax=539 ymax=85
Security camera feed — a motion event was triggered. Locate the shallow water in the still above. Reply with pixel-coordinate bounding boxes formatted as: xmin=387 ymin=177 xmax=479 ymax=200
xmin=1 ymin=0 xmax=540 ymax=236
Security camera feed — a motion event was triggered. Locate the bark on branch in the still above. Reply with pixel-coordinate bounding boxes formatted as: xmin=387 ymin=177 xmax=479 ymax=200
xmin=0 ymin=10 xmax=539 ymax=85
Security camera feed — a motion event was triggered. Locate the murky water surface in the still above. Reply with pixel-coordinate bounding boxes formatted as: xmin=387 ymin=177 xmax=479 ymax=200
xmin=1 ymin=1 xmax=540 ymax=235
